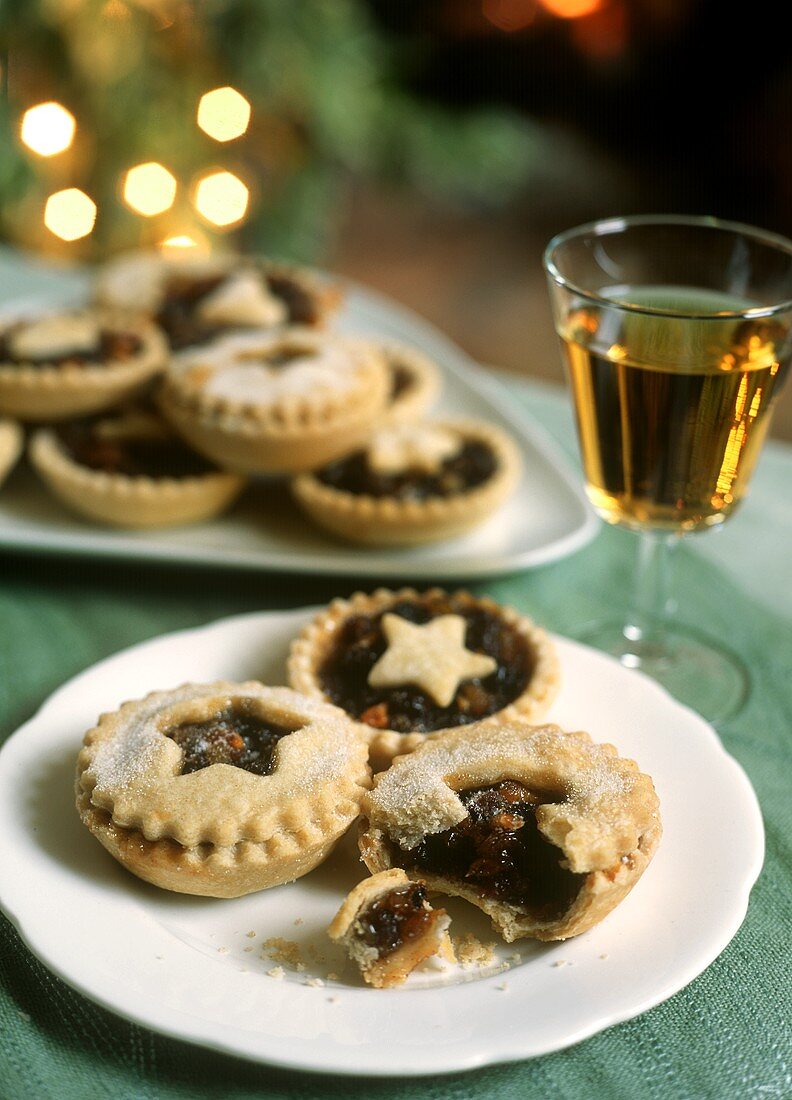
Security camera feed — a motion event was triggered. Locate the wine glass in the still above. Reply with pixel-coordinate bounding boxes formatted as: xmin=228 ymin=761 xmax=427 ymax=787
xmin=543 ymin=215 xmax=792 ymax=723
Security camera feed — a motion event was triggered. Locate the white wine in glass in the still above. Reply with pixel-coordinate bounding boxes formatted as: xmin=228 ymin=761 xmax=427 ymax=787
xmin=545 ymin=217 xmax=792 ymax=723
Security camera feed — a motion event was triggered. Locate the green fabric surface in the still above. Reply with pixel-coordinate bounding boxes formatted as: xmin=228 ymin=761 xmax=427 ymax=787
xmin=1 ymin=379 xmax=790 ymax=1100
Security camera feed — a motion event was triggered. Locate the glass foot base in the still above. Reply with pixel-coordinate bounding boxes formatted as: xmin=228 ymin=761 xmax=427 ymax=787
xmin=575 ymin=618 xmax=749 ymax=725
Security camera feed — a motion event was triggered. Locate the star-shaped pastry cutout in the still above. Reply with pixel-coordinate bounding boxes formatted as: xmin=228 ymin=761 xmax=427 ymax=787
xmin=367 ymin=613 xmax=497 ymax=708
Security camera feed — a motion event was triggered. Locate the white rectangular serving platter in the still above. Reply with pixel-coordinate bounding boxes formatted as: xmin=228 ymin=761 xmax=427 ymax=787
xmin=0 ymin=262 xmax=596 ymax=579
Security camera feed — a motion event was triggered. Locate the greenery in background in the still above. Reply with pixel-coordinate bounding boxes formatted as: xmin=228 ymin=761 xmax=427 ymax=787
xmin=0 ymin=0 xmax=542 ymax=262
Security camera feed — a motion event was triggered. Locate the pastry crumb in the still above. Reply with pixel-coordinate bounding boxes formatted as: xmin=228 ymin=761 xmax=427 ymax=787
xmin=243 ymin=946 xmax=253 ymax=953
xmin=293 ymin=917 xmax=304 ymax=926
xmin=246 ymin=930 xmax=256 ymax=938
xmin=552 ymin=959 xmax=568 ymax=968
xmin=599 ymin=953 xmax=609 ymax=960
xmin=267 ymin=966 xmax=285 ymax=980
xmin=305 ymin=977 xmax=325 ymax=988
xmin=327 ymin=996 xmax=340 ymax=1004
xmin=217 ymin=946 xmax=229 ymax=955
xmin=262 ymin=937 xmax=304 ymax=970
xmin=326 ymin=972 xmax=340 ymax=982
xmin=495 ymin=982 xmax=509 ymax=992
xmin=453 ymin=932 xmax=497 ymax=969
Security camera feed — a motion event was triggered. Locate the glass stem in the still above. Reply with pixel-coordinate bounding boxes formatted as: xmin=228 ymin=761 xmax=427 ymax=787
xmin=624 ymin=530 xmax=680 ymax=644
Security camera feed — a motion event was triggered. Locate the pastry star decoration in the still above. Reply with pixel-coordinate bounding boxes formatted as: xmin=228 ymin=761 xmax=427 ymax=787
xmin=367 ymin=613 xmax=497 ymax=708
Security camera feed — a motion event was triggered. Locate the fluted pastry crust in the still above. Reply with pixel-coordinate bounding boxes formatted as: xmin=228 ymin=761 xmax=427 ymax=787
xmin=292 ymin=419 xmax=520 ymax=546
xmin=29 ymin=427 xmax=245 ymax=529
xmin=287 ymin=587 xmax=559 ymax=770
xmin=159 ymin=328 xmax=390 ymax=474
xmin=0 ymin=310 xmax=167 ymax=421
xmin=359 ymin=722 xmax=662 ymax=942
xmin=76 ymin=682 xmax=371 ymax=897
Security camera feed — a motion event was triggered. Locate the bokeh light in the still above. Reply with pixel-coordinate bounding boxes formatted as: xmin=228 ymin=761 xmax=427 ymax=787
xmin=20 ymin=102 xmax=76 ymax=157
xmin=44 ymin=188 xmax=97 ymax=241
xmin=160 ymin=234 xmax=198 ymax=250
xmin=194 ymin=170 xmax=249 ymax=227
xmin=197 ymin=87 xmax=251 ymax=142
xmin=123 ymin=161 xmax=177 ymax=216
xmin=539 ymin=0 xmax=600 ymax=18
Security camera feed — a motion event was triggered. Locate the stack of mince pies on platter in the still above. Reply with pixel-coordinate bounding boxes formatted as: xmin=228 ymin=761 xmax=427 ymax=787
xmin=76 ymin=587 xmax=662 ymax=990
xmin=0 ymin=249 xmax=520 ymax=543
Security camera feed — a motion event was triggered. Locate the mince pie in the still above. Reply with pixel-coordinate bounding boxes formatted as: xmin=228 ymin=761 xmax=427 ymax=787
xmin=328 ymin=868 xmax=454 ymax=988
xmin=76 ymin=683 xmax=371 ymax=897
xmin=0 ymin=419 xmax=23 ymax=488
xmin=95 ymin=251 xmax=341 ymax=350
xmin=288 ymin=588 xmax=559 ymax=768
xmin=159 ymin=328 xmax=390 ymax=474
xmin=29 ymin=404 xmax=245 ymax=528
xmin=0 ymin=308 xmax=167 ymax=421
xmin=379 ymin=340 xmax=440 ymax=426
xmin=292 ymin=419 xmax=520 ymax=545
xmin=359 ymin=722 xmax=662 ymax=941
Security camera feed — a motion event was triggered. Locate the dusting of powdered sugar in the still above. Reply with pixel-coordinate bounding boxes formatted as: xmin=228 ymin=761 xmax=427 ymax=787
xmin=370 ymin=725 xmax=631 ymax=843
xmin=89 ymin=683 xmax=361 ymax=796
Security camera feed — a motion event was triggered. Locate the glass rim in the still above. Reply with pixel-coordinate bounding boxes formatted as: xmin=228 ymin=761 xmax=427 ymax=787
xmin=543 ymin=214 xmax=792 ymax=320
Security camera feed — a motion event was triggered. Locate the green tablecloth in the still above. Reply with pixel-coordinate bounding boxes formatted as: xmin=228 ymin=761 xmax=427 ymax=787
xmin=1 ymin=375 xmax=790 ymax=1099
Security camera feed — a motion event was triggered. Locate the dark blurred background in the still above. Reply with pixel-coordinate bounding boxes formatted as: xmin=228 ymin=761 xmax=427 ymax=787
xmin=2 ymin=0 xmax=791 ymax=436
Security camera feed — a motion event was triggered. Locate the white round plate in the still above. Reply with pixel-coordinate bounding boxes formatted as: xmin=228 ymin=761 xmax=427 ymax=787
xmin=0 ymin=608 xmax=763 ymax=1077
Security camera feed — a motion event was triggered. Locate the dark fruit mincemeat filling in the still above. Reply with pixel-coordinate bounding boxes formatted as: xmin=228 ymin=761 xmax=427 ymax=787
xmin=319 ymin=596 xmax=533 ymax=733
xmin=400 ymin=780 xmax=583 ymax=919
xmin=58 ymin=417 xmax=217 ymax=479
xmin=315 ymin=440 xmax=497 ymax=502
xmin=356 ymin=882 xmax=436 ymax=958
xmin=167 ymin=707 xmax=298 ymax=775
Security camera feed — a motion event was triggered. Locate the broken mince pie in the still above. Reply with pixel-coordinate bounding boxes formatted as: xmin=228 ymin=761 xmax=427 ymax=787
xmin=288 ymin=587 xmax=559 ymax=768
xmin=328 ymin=868 xmax=454 ymax=988
xmin=0 ymin=308 xmax=167 ymax=421
xmin=95 ymin=251 xmax=341 ymax=350
xmin=76 ymin=683 xmax=371 ymax=897
xmin=379 ymin=340 xmax=441 ymax=426
xmin=159 ymin=328 xmax=390 ymax=474
xmin=359 ymin=722 xmax=662 ymax=942
xmin=0 ymin=418 xmax=23 ymax=489
xmin=292 ymin=419 xmax=520 ymax=545
xmin=29 ymin=403 xmax=245 ymax=528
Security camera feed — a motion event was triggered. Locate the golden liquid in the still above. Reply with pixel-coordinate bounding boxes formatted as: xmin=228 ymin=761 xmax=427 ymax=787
xmin=561 ymin=289 xmax=789 ymax=530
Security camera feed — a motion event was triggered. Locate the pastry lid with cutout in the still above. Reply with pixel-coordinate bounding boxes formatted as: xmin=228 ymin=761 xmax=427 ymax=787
xmin=0 ymin=307 xmax=167 ymax=421
xmin=292 ymin=418 xmax=520 ymax=545
xmin=288 ymin=587 xmax=559 ymax=769
xmin=359 ymin=722 xmax=662 ymax=942
xmin=159 ymin=327 xmax=390 ymax=474
xmin=76 ymin=682 xmax=371 ymax=897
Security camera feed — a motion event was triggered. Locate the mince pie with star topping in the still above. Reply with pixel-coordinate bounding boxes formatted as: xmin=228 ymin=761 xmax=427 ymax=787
xmin=292 ymin=419 xmax=520 ymax=545
xmin=95 ymin=251 xmax=341 ymax=350
xmin=359 ymin=722 xmax=662 ymax=941
xmin=159 ymin=327 xmax=390 ymax=474
xmin=0 ymin=308 xmax=167 ymax=421
xmin=327 ymin=868 xmax=454 ymax=988
xmin=288 ymin=587 xmax=559 ymax=768
xmin=29 ymin=403 xmax=245 ymax=528
xmin=76 ymin=683 xmax=371 ymax=897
